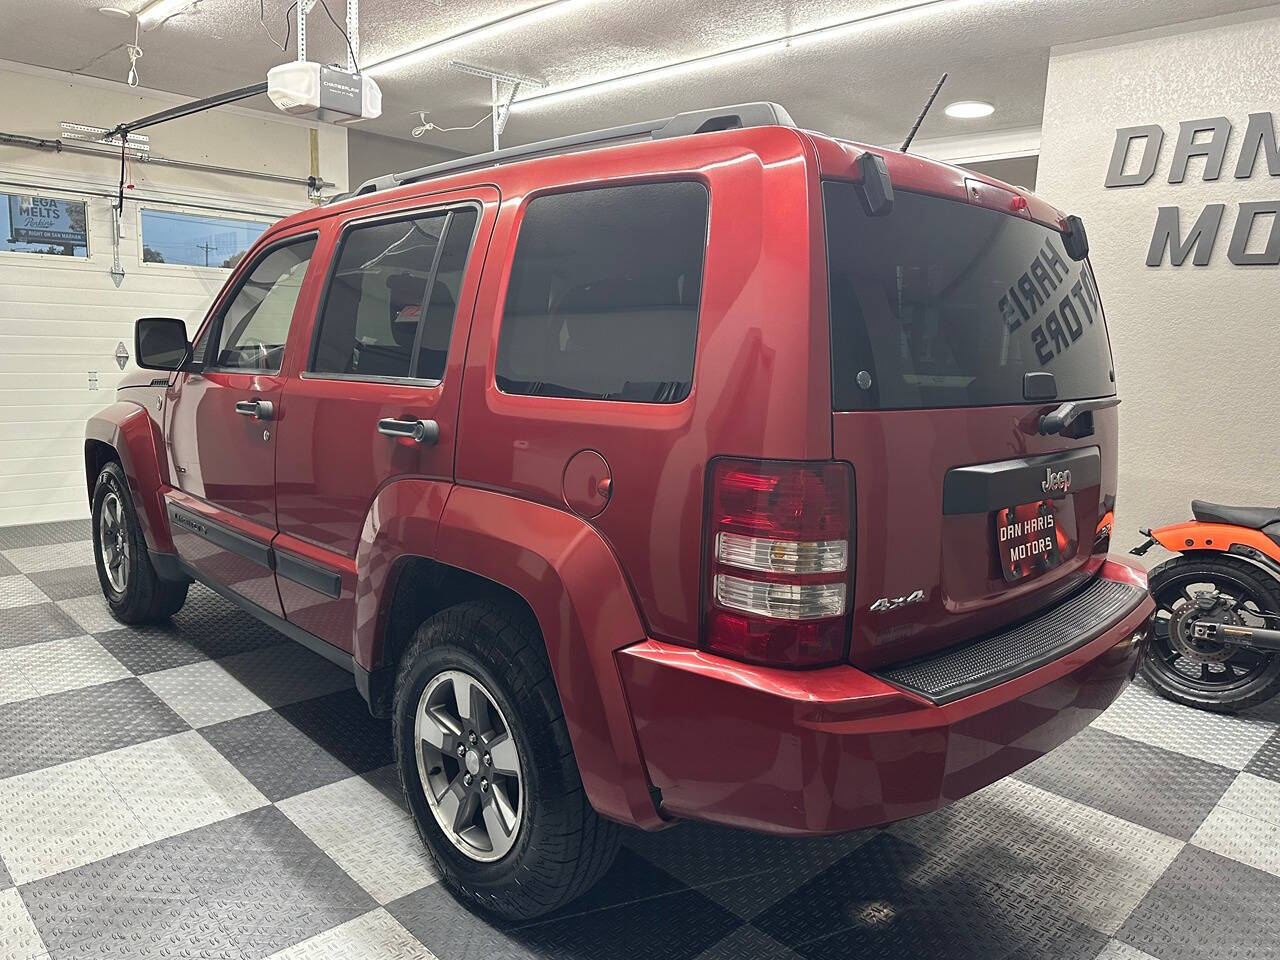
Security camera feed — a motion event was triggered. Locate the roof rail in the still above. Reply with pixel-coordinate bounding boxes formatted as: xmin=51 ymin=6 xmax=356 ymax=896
xmin=351 ymin=102 xmax=795 ymax=197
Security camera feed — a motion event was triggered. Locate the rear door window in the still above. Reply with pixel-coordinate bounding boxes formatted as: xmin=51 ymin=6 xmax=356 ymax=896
xmin=824 ymin=183 xmax=1115 ymax=410
xmin=311 ymin=214 xmax=448 ymax=380
xmin=496 ymin=181 xmax=708 ymax=403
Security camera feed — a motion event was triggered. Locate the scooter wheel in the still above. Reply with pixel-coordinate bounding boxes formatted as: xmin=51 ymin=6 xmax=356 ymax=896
xmin=1141 ymin=554 xmax=1280 ymax=713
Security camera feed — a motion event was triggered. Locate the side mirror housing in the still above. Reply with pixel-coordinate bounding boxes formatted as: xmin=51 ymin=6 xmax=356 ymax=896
xmin=135 ymin=317 xmax=191 ymax=372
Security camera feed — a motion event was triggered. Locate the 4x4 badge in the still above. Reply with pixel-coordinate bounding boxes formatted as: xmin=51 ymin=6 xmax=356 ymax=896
xmin=870 ymin=589 xmax=926 ymax=612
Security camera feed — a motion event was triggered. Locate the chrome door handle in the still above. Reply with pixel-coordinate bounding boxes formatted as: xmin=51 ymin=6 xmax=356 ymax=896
xmin=378 ymin=417 xmax=439 ymax=444
xmin=234 ymin=399 xmax=274 ymax=420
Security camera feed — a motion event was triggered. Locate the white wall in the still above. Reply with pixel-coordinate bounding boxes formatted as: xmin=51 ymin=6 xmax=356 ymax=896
xmin=0 ymin=61 xmax=348 ymax=526
xmin=1037 ymin=10 xmax=1280 ymax=551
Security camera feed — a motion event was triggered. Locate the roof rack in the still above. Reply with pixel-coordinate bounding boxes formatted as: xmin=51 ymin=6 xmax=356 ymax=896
xmin=352 ymin=102 xmax=795 ymax=197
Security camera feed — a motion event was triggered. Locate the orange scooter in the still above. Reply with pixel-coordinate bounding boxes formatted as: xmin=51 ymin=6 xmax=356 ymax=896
xmin=1131 ymin=501 xmax=1280 ymax=712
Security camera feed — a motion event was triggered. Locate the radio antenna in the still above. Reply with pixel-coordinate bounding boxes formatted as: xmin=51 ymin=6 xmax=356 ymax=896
xmin=900 ymin=72 xmax=948 ymax=153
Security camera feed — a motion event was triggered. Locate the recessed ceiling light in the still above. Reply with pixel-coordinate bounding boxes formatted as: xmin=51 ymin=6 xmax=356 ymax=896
xmin=98 ymin=6 xmax=131 ymax=17
xmin=944 ymin=100 xmax=995 ymax=119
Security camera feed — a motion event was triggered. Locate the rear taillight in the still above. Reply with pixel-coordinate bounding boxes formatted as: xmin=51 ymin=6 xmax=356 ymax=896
xmin=702 ymin=459 xmax=853 ymax=667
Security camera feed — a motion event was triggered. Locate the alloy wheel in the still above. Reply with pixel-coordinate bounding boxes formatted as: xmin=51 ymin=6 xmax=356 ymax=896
xmin=414 ymin=669 xmax=523 ymax=862
xmin=1150 ymin=570 xmax=1275 ymax=691
xmin=98 ymin=490 xmax=130 ymax=594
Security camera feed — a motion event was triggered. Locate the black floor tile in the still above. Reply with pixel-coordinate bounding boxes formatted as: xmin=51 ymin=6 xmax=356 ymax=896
xmin=27 ymin=564 xmax=102 ymax=602
xmin=21 ymin=806 xmax=375 ymax=960
xmin=0 ymin=678 xmax=189 ymax=778
xmin=1015 ymin=725 xmax=1237 ymax=839
xmin=1119 ymin=845 xmax=1280 ymax=960
xmin=751 ymin=832 xmax=1108 ymax=960
xmin=509 ymin=849 xmax=744 ymax=960
xmin=389 ymin=851 xmax=744 ymax=960
xmin=0 ymin=518 xmax=92 ymax=550
xmin=1244 ymin=729 xmax=1280 ymax=784
xmin=0 ymin=553 xmax=16 ymax=576
xmin=0 ymin=601 xmax=86 ymax=649
xmin=200 ymin=689 xmax=393 ymax=802
xmin=624 ymin=819 xmax=876 ymax=919
xmin=0 ymin=850 xmax=10 ymax=891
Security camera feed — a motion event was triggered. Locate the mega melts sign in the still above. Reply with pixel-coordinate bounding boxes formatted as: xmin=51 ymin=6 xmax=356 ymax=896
xmin=1105 ymin=112 xmax=1278 ymax=266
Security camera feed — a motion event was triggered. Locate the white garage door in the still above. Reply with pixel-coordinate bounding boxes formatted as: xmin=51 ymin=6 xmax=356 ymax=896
xmin=0 ymin=171 xmax=298 ymax=526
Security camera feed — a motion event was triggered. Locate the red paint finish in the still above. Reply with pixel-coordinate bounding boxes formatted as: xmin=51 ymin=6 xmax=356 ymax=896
xmin=834 ymin=405 xmax=1119 ymax=670
xmin=620 ymin=558 xmax=1152 ymax=835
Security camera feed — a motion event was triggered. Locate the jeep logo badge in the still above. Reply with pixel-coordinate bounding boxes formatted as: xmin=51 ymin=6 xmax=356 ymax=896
xmin=1042 ymin=467 xmax=1072 ymax=496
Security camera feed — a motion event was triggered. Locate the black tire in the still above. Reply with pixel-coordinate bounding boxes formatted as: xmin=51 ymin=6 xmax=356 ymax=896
xmin=1140 ymin=553 xmax=1280 ymax=713
xmin=393 ymin=599 xmax=621 ymax=920
xmin=91 ymin=461 xmax=189 ymax=625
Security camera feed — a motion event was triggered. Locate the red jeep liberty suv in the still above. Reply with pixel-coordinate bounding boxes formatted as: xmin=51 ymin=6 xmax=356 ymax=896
xmin=86 ymin=103 xmax=1154 ymax=920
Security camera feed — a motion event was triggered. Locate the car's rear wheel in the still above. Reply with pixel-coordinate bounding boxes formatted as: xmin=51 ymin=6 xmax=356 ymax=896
xmin=92 ymin=461 xmax=189 ymax=624
xmin=393 ymin=599 xmax=621 ymax=919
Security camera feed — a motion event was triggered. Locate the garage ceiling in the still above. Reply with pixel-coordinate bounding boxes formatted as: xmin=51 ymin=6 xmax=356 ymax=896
xmin=0 ymin=0 xmax=1276 ymax=157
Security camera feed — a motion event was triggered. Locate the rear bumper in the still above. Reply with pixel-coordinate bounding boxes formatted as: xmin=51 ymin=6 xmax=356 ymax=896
xmin=616 ymin=557 xmax=1153 ymax=835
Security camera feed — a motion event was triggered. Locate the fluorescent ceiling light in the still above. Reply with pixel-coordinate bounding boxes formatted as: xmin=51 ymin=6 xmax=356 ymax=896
xmin=944 ymin=100 xmax=995 ymax=119
xmin=514 ymin=0 xmax=969 ymax=110
xmin=136 ymin=0 xmax=197 ymax=28
xmin=365 ymin=0 xmax=594 ymax=78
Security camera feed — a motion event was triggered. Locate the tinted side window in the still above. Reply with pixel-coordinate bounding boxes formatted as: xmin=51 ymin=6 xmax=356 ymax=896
xmin=416 ymin=208 xmax=478 ymax=381
xmin=311 ymin=214 xmax=447 ymax=380
xmin=496 ymin=182 xmax=708 ymax=403
xmin=211 ymin=237 xmax=316 ymax=372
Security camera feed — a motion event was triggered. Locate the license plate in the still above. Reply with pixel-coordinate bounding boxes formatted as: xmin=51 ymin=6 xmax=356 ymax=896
xmin=996 ymin=500 xmax=1069 ymax=583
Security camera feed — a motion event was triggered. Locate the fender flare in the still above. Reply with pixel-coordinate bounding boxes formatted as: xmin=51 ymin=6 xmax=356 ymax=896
xmin=1151 ymin=521 xmax=1280 ymax=571
xmin=85 ymin=401 xmax=174 ymax=553
xmin=354 ymin=481 xmax=662 ymax=830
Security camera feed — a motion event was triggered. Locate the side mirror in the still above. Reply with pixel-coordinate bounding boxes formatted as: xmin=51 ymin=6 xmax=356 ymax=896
xmin=135 ymin=317 xmax=191 ymax=372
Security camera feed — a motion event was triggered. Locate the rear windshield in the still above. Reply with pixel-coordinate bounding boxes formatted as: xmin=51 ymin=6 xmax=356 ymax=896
xmin=824 ymin=182 xmax=1115 ymax=411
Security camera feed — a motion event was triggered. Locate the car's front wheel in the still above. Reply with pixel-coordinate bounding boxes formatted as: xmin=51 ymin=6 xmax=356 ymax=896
xmin=92 ymin=461 xmax=188 ymax=624
xmin=393 ymin=599 xmax=621 ymax=920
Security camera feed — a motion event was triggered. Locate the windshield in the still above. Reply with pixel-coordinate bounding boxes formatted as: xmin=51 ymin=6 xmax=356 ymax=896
xmin=824 ymin=182 xmax=1116 ymax=411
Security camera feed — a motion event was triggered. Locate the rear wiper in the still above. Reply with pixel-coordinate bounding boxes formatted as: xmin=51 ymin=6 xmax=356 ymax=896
xmin=1038 ymin=397 xmax=1121 ymax=435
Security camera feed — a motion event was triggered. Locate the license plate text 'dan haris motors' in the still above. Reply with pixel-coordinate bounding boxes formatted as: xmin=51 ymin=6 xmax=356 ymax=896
xmin=996 ymin=500 xmax=1070 ymax=583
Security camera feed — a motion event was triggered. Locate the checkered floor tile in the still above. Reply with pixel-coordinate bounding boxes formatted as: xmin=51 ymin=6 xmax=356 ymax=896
xmin=0 ymin=518 xmax=1277 ymax=960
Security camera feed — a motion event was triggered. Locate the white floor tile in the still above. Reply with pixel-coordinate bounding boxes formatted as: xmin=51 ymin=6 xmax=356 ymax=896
xmin=264 ymin=908 xmax=437 ymax=960
xmin=93 ymin=731 xmax=267 ymax=842
xmin=1092 ymin=682 xmax=1277 ymax=769
xmin=0 ymin=888 xmax=47 ymax=960
xmin=1215 ymin=770 xmax=1280 ymax=826
xmin=1093 ymin=940 xmax=1161 ymax=960
xmin=890 ymin=778 xmax=1183 ymax=935
xmin=278 ymin=770 xmax=438 ymax=904
xmin=55 ymin=596 xmax=121 ymax=635
xmin=141 ymin=643 xmax=352 ymax=728
xmin=0 ymin=669 xmax=37 ymax=707
xmin=0 ymin=577 xmax=48 ymax=611
xmin=0 ymin=756 xmax=149 ymax=884
xmin=2 ymin=542 xmax=94 ymax=575
xmin=1192 ymin=773 xmax=1280 ymax=878
xmin=141 ymin=663 xmax=272 ymax=728
xmin=0 ymin=636 xmax=129 ymax=701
